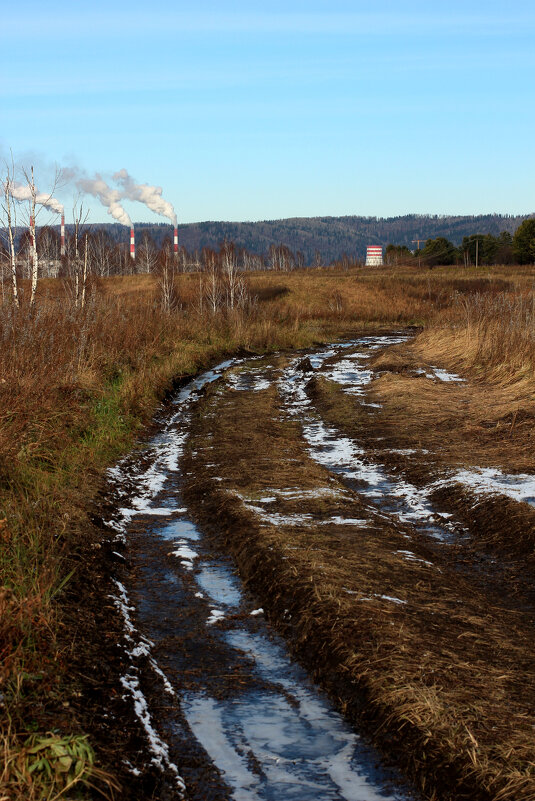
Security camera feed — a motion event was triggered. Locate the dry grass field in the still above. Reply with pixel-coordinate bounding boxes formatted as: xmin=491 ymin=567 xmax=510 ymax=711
xmin=0 ymin=263 xmax=534 ymax=799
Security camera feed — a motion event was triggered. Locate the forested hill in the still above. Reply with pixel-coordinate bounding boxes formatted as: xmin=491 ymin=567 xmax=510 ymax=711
xmin=171 ymin=214 xmax=530 ymax=263
xmin=72 ymin=213 xmax=532 ymax=265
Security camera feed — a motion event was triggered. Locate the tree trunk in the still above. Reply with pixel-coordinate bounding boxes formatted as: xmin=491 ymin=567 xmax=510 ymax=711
xmin=4 ymin=187 xmax=19 ymax=308
xmin=29 ymin=168 xmax=39 ymax=307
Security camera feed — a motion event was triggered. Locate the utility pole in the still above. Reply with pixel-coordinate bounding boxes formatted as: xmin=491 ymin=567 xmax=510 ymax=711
xmin=412 ymin=239 xmax=423 ymax=268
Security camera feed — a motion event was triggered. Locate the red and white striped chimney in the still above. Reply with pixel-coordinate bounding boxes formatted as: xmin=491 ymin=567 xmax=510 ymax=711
xmin=173 ymin=227 xmax=178 ymax=256
xmin=130 ymin=226 xmax=135 ymax=260
xmin=60 ymin=214 xmax=65 ymax=257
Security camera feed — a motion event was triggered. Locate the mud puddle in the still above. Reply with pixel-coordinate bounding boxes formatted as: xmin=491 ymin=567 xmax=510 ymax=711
xmin=104 ymin=356 xmax=413 ymax=800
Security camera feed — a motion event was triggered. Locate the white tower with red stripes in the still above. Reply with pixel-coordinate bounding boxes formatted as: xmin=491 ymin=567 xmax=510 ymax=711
xmin=130 ymin=226 xmax=135 ymax=260
xmin=174 ymin=227 xmax=178 ymax=258
xmin=60 ymin=214 xmax=65 ymax=257
xmin=366 ymin=245 xmax=383 ymax=266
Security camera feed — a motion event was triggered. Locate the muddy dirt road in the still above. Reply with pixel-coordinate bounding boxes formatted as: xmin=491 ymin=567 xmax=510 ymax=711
xmin=101 ymin=333 xmax=535 ymax=801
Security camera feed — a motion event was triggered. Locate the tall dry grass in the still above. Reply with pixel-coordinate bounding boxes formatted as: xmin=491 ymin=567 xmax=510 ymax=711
xmin=415 ymin=288 xmax=535 ymax=386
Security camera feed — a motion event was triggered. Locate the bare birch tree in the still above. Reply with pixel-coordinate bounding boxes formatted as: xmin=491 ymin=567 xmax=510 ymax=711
xmin=158 ymin=248 xmax=179 ymax=313
xmin=18 ymin=166 xmax=44 ymax=307
xmin=221 ymin=240 xmax=239 ymax=309
xmin=80 ymin=234 xmax=89 ymax=310
xmin=202 ymin=248 xmax=222 ymax=313
xmin=88 ymin=230 xmax=114 ymax=277
xmin=137 ymin=231 xmax=158 ymax=274
xmin=1 ymin=163 xmax=20 ymax=307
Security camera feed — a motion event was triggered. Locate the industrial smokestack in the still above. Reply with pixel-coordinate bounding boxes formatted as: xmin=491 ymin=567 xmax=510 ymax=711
xmin=174 ymin=227 xmax=178 ymax=256
xmin=130 ymin=226 xmax=135 ymax=260
xmin=60 ymin=214 xmax=65 ymax=257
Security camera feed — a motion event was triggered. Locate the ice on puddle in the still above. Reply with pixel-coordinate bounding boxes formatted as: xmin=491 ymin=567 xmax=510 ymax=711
xmin=196 ymin=565 xmax=242 ymax=608
xmin=388 ymin=448 xmax=428 ymax=455
xmin=159 ymin=518 xmax=199 ymax=541
xmin=181 ymin=682 xmax=406 ymax=801
xmin=279 ymin=334 xmax=535 ymax=539
xmin=273 ymin=487 xmax=348 ymax=500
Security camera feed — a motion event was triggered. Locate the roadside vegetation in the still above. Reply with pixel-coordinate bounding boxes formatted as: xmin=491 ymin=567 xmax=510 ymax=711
xmin=0 ymin=226 xmax=534 ymax=798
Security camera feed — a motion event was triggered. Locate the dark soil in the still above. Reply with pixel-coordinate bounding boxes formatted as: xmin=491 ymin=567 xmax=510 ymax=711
xmin=56 ymin=515 xmax=178 ymax=800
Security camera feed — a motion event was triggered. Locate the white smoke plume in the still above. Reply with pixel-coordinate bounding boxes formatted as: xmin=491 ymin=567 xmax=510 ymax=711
xmin=36 ymin=192 xmax=63 ymax=214
xmin=114 ymin=169 xmax=177 ymax=226
xmin=7 ymin=181 xmax=64 ymax=214
xmin=76 ymin=174 xmax=132 ymax=227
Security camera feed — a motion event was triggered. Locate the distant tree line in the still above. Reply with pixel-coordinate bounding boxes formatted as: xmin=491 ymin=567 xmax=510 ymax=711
xmin=9 ymin=212 xmax=528 ymax=268
xmin=2 ymin=215 xmax=535 ymax=310
xmin=386 ymin=220 xmax=535 ymax=267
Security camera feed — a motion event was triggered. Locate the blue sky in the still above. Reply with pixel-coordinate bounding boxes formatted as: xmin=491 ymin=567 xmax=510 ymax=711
xmin=1 ymin=1 xmax=534 ymax=224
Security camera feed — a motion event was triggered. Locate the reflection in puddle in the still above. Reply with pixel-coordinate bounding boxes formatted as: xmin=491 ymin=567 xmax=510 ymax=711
xmin=182 ymin=691 xmax=403 ymax=801
xmin=196 ymin=564 xmax=242 ymax=608
xmin=226 ymin=630 xmax=294 ymax=688
xmin=159 ymin=518 xmax=200 ymax=541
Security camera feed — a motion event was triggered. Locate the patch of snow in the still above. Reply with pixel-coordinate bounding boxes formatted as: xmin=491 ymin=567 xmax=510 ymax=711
xmin=120 ymin=672 xmax=183 ymax=781
xmin=207 ymin=609 xmax=226 ymax=625
xmin=430 ymin=366 xmax=465 ymax=383
xmin=451 ymin=467 xmax=535 ymax=506
xmin=395 ymin=550 xmax=433 ymax=567
xmin=109 ymin=579 xmax=184 ymax=791
xmin=388 ymin=448 xmax=428 ymax=456
xmin=378 ymin=594 xmax=407 ymax=605
xmin=226 ymin=367 xmax=273 ymax=393
xmin=359 ymin=594 xmax=407 ymax=605
xmin=181 ymin=695 xmax=261 ymax=798
xmin=274 ymin=487 xmax=348 ymax=500
xmin=170 ymin=544 xmax=198 ymax=561
xmin=245 ymin=503 xmax=315 ymax=527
